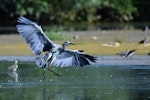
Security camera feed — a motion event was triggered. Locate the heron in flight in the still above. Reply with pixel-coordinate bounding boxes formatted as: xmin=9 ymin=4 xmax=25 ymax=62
xmin=16 ymin=16 xmax=96 ymax=78
xmin=117 ymin=49 xmax=136 ymax=58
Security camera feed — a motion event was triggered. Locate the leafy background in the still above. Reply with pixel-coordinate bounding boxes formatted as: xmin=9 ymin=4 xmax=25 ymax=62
xmin=0 ymin=0 xmax=149 ymax=26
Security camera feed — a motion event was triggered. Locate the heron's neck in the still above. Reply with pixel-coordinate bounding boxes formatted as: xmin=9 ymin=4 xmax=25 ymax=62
xmin=62 ymin=44 xmax=66 ymax=50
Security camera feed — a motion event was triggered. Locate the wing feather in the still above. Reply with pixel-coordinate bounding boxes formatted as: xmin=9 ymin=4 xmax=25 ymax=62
xmin=52 ymin=50 xmax=96 ymax=67
xmin=16 ymin=16 xmax=55 ymax=55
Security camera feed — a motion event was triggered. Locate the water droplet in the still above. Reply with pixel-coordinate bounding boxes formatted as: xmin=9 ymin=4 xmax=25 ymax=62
xmin=39 ymin=80 xmax=42 ymax=82
xmin=110 ymin=75 xmax=113 ymax=77
xmin=50 ymin=79 xmax=53 ymax=82
xmin=66 ymin=69 xmax=68 ymax=71
xmin=19 ymin=83 xmax=22 ymax=86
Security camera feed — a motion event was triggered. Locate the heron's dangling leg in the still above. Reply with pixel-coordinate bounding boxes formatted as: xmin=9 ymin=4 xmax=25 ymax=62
xmin=42 ymin=68 xmax=46 ymax=80
xmin=48 ymin=66 xmax=61 ymax=77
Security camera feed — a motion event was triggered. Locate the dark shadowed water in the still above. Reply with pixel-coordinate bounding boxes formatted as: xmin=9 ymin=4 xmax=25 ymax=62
xmin=0 ymin=60 xmax=150 ymax=100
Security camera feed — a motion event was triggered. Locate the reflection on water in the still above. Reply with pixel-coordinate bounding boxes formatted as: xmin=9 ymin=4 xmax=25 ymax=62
xmin=7 ymin=71 xmax=18 ymax=82
xmin=0 ymin=61 xmax=150 ymax=100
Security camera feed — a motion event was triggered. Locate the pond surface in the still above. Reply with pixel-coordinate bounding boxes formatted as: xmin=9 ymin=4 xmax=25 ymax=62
xmin=0 ymin=61 xmax=150 ymax=100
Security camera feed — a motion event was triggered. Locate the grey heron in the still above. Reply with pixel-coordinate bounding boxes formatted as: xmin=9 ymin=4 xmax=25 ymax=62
xmin=16 ymin=16 xmax=97 ymax=78
xmin=117 ymin=49 xmax=136 ymax=58
xmin=8 ymin=59 xmax=18 ymax=72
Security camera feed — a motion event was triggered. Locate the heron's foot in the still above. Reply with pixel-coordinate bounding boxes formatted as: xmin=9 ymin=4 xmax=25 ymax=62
xmin=48 ymin=68 xmax=62 ymax=77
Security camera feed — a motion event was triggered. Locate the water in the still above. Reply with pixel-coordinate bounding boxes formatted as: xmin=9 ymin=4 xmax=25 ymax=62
xmin=0 ymin=61 xmax=150 ymax=100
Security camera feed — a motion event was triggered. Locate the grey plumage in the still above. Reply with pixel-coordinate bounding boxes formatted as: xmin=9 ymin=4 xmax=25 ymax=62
xmin=16 ymin=16 xmax=55 ymax=55
xmin=117 ymin=49 xmax=136 ymax=58
xmin=16 ymin=16 xmax=96 ymax=70
xmin=8 ymin=59 xmax=18 ymax=72
xmin=51 ymin=50 xmax=96 ymax=67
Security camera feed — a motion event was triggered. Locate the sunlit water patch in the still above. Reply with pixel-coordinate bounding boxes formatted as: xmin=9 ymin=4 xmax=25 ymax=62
xmin=0 ymin=60 xmax=150 ymax=100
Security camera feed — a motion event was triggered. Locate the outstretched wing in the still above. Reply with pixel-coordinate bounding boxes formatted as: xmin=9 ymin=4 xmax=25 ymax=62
xmin=16 ymin=16 xmax=55 ymax=55
xmin=52 ymin=50 xmax=97 ymax=67
xmin=128 ymin=49 xmax=136 ymax=56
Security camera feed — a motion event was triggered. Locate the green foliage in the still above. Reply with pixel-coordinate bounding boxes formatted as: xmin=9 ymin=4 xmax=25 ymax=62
xmin=45 ymin=26 xmax=70 ymax=40
xmin=0 ymin=0 xmax=50 ymax=26
xmin=108 ymin=0 xmax=137 ymax=21
xmin=0 ymin=0 xmax=145 ymax=26
xmin=46 ymin=0 xmax=102 ymax=24
xmin=43 ymin=0 xmax=137 ymax=23
xmin=16 ymin=0 xmax=49 ymax=18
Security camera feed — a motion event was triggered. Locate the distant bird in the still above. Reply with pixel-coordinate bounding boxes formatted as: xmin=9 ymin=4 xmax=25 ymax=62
xmin=8 ymin=59 xmax=18 ymax=72
xmin=16 ymin=16 xmax=97 ymax=78
xmin=92 ymin=36 xmax=98 ymax=40
xmin=102 ymin=42 xmax=120 ymax=47
xmin=117 ymin=49 xmax=136 ymax=58
xmin=139 ymin=37 xmax=148 ymax=44
xmin=73 ymin=35 xmax=79 ymax=40
xmin=142 ymin=26 xmax=149 ymax=33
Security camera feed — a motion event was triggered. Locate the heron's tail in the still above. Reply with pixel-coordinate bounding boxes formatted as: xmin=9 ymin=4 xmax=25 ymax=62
xmin=35 ymin=57 xmax=44 ymax=68
xmin=82 ymin=54 xmax=97 ymax=63
xmin=35 ymin=57 xmax=51 ymax=68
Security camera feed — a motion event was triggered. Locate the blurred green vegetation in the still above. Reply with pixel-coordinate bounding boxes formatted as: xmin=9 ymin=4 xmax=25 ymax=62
xmin=44 ymin=26 xmax=71 ymax=40
xmin=0 ymin=0 xmax=149 ymax=26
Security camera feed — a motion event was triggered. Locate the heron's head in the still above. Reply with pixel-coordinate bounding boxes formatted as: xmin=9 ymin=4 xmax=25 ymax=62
xmin=15 ymin=59 xmax=18 ymax=64
xmin=62 ymin=41 xmax=74 ymax=50
xmin=62 ymin=41 xmax=75 ymax=46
